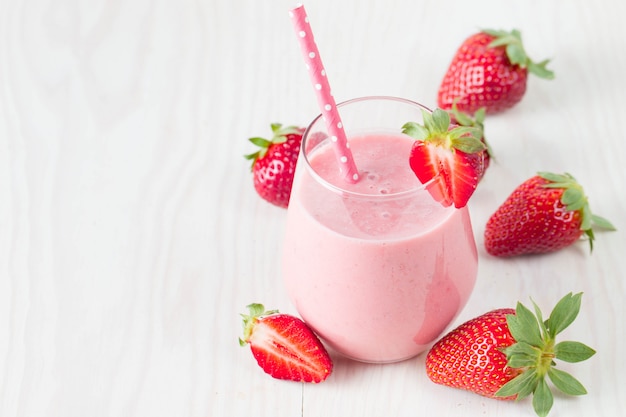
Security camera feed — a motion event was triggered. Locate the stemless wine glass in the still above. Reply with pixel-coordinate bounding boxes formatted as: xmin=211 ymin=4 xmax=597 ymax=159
xmin=282 ymin=96 xmax=478 ymax=363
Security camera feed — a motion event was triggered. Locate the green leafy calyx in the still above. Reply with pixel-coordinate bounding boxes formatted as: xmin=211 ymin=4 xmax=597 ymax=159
xmin=537 ymin=171 xmax=616 ymax=251
xmin=449 ymin=101 xmax=494 ymax=160
xmin=402 ymin=108 xmax=486 ymax=154
xmin=495 ymin=293 xmax=595 ymax=417
xmin=238 ymin=303 xmax=279 ymax=346
xmin=482 ymin=28 xmax=555 ymax=80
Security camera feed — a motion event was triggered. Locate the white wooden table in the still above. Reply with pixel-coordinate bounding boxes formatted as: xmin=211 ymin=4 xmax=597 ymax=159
xmin=2 ymin=0 xmax=625 ymax=416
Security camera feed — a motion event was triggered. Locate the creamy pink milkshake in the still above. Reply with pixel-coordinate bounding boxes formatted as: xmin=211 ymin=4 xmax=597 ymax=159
xmin=282 ymin=97 xmax=478 ymax=363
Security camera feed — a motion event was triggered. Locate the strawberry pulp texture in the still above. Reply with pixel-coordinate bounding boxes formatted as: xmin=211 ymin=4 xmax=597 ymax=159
xmin=240 ymin=304 xmax=333 ymax=383
xmin=402 ymin=109 xmax=486 ymax=209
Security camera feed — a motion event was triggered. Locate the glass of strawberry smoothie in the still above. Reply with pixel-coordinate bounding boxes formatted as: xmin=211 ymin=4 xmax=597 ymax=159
xmin=282 ymin=96 xmax=478 ymax=363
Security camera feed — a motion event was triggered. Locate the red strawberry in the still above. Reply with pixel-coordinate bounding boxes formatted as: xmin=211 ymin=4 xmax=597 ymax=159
xmin=426 ymin=308 xmax=520 ymax=399
xmin=437 ymin=29 xmax=554 ymax=114
xmin=239 ymin=303 xmax=333 ymax=383
xmin=245 ymin=123 xmax=304 ymax=208
xmin=426 ymin=293 xmax=595 ymax=417
xmin=484 ymin=172 xmax=615 ymax=257
xmin=402 ymin=108 xmax=486 ymax=208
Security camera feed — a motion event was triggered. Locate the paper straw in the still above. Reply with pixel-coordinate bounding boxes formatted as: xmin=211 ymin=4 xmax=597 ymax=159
xmin=289 ymin=4 xmax=359 ymax=183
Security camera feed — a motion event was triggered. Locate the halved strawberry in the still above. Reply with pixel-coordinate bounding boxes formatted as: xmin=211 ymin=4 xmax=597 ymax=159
xmin=402 ymin=108 xmax=486 ymax=208
xmin=239 ymin=303 xmax=333 ymax=383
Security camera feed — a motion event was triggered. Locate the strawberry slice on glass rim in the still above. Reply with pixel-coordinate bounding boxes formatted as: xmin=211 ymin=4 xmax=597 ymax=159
xmin=402 ymin=108 xmax=486 ymax=208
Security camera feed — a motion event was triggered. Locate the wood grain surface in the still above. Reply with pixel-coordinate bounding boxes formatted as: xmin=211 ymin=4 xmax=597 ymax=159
xmin=1 ymin=0 xmax=625 ymax=416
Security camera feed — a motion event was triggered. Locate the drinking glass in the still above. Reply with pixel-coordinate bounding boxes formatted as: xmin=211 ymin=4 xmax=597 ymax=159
xmin=282 ymin=96 xmax=478 ymax=363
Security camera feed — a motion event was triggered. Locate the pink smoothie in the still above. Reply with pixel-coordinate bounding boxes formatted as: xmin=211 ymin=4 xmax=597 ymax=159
xmin=282 ymin=132 xmax=478 ymax=363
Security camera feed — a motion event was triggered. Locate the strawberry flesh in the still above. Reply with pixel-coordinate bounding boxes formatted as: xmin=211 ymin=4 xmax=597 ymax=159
xmin=403 ymin=109 xmax=485 ymax=208
xmin=409 ymin=141 xmax=480 ymax=208
xmin=240 ymin=304 xmax=333 ymax=383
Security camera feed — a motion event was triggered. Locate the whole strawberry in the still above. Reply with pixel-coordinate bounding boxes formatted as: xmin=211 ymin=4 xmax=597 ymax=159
xmin=402 ymin=108 xmax=486 ymax=208
xmin=427 ymin=308 xmax=520 ymax=399
xmin=245 ymin=123 xmax=304 ymax=208
xmin=239 ymin=303 xmax=333 ymax=383
xmin=484 ymin=172 xmax=615 ymax=257
xmin=426 ymin=293 xmax=596 ymax=417
xmin=438 ymin=29 xmax=554 ymax=114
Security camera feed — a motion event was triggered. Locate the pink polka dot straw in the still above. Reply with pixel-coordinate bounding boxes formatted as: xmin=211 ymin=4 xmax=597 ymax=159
xmin=289 ymin=4 xmax=360 ymax=183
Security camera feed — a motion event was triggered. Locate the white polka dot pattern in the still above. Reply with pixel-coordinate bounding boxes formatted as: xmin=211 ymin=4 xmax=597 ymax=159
xmin=289 ymin=4 xmax=359 ymax=183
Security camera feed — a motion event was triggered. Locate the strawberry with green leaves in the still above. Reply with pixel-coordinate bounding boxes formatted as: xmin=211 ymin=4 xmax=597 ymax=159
xmin=239 ymin=303 xmax=333 ymax=383
xmin=438 ymin=29 xmax=554 ymax=114
xmin=245 ymin=123 xmax=304 ymax=208
xmin=426 ymin=293 xmax=595 ymax=417
xmin=402 ymin=108 xmax=486 ymax=208
xmin=484 ymin=172 xmax=615 ymax=257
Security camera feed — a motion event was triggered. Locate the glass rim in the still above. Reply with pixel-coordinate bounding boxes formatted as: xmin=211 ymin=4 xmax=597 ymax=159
xmin=300 ymin=96 xmax=439 ymax=199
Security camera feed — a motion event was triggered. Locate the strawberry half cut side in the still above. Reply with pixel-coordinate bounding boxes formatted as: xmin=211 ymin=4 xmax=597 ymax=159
xmin=402 ymin=108 xmax=486 ymax=208
xmin=239 ymin=303 xmax=333 ymax=383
